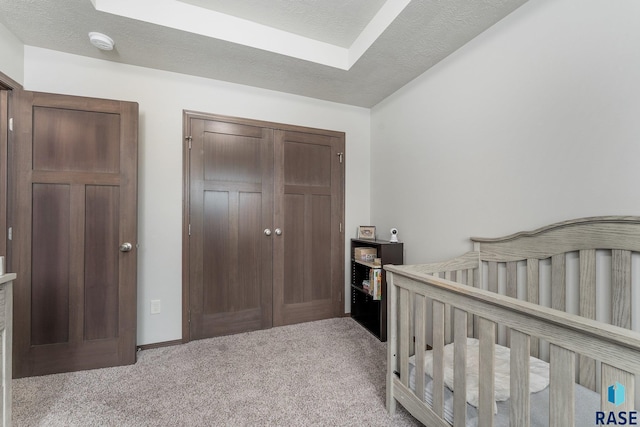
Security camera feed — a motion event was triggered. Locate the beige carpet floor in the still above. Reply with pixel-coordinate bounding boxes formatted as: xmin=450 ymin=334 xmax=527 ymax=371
xmin=12 ymin=317 xmax=421 ymax=426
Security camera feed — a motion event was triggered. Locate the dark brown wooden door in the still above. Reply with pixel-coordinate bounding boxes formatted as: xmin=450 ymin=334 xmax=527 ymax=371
xmin=11 ymin=92 xmax=138 ymax=378
xmin=184 ymin=114 xmax=344 ymax=340
xmin=273 ymin=130 xmax=344 ymax=326
xmin=188 ymin=118 xmax=274 ymax=339
xmin=0 ymin=90 xmax=8 ymax=259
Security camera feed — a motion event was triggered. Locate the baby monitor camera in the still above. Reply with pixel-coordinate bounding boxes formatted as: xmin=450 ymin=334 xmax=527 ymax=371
xmin=390 ymin=228 xmax=398 ymax=243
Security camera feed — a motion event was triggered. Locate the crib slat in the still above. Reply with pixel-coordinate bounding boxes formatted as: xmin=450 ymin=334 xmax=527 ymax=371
xmin=429 ymin=273 xmax=438 ymax=350
xmin=466 ymin=268 xmax=478 ymax=337
xmin=526 ymin=259 xmax=539 ymax=358
xmin=510 ymin=330 xmax=530 ymax=427
xmin=409 ymin=291 xmax=416 ymax=356
xmin=387 ymin=272 xmax=398 ymax=414
xmin=578 ymin=249 xmax=596 ymax=319
xmin=551 ymin=254 xmax=566 ymax=311
xmin=506 ymin=262 xmax=517 ymax=346
xmin=478 ymin=318 xmax=495 ymax=427
xmin=611 ymin=250 xmax=631 ymax=329
xmin=453 ymin=309 xmax=468 ymax=427
xmin=399 ymin=288 xmax=410 ymax=387
xmin=506 ymin=261 xmax=518 ymax=298
xmin=444 ymin=271 xmax=456 ymax=344
xmin=488 ymin=261 xmax=498 ymax=293
xmin=487 ymin=263 xmax=500 ymax=343
xmin=415 ymin=294 xmax=427 ymax=403
xmin=601 ymin=363 xmax=635 ymax=413
xmin=579 ymin=249 xmax=596 ymax=390
xmin=549 ymin=344 xmax=575 ymax=427
xmin=526 ymin=259 xmax=539 ymax=304
xmin=432 ymin=301 xmax=445 ymax=417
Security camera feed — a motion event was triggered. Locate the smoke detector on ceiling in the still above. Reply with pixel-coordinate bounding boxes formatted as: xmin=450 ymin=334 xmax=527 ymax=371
xmin=89 ymin=32 xmax=115 ymax=51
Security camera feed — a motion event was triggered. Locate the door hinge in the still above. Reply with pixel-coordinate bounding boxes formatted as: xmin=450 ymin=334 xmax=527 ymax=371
xmin=188 ymin=224 xmax=191 ymax=236
xmin=339 ymin=222 xmax=342 ymax=233
xmin=186 ymin=135 xmax=192 ymax=149
xmin=337 ymin=152 xmax=343 ymax=163
xmin=8 ymin=118 xmax=13 ymax=132
xmin=7 ymin=227 xmax=12 ymax=241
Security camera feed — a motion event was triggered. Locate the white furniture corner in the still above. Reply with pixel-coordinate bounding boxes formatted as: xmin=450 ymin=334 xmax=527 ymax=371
xmin=0 ymin=272 xmax=14 ymax=427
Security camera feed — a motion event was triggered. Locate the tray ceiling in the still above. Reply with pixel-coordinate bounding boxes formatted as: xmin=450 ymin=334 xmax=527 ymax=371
xmin=0 ymin=0 xmax=528 ymax=107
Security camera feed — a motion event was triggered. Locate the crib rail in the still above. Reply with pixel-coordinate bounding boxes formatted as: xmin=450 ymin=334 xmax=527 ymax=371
xmin=473 ymin=216 xmax=640 ymax=392
xmin=385 ymin=266 xmax=640 ymax=427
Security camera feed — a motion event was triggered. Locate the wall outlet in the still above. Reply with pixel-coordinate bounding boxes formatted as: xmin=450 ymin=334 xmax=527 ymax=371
xmin=150 ymin=299 xmax=161 ymax=314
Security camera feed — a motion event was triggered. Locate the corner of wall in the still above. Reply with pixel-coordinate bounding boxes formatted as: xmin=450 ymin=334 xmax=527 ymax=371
xmin=0 ymin=22 xmax=25 ymax=86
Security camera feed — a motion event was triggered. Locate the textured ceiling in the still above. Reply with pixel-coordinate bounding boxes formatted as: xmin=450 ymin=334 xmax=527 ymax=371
xmin=177 ymin=0 xmax=387 ymax=47
xmin=0 ymin=0 xmax=529 ymax=107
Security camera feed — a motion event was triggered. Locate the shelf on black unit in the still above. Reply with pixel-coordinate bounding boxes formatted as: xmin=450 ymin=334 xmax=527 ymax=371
xmin=349 ymin=238 xmax=403 ymax=342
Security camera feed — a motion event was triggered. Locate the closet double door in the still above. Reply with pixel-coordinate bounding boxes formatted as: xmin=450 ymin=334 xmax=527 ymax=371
xmin=185 ymin=113 xmax=344 ymax=341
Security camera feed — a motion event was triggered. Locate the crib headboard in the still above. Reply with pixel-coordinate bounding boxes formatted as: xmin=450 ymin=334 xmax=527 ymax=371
xmin=472 ymin=216 xmax=640 ymax=329
xmin=400 ymin=216 xmax=640 ymax=391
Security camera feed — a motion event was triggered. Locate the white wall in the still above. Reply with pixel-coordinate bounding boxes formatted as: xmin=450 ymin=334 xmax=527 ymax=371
xmin=23 ymin=47 xmax=371 ymax=344
xmin=0 ymin=21 xmax=24 ymax=85
xmin=371 ymin=0 xmax=640 ymax=264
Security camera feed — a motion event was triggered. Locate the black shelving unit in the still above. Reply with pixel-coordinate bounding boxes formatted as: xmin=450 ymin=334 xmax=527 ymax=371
xmin=350 ymin=238 xmax=403 ymax=341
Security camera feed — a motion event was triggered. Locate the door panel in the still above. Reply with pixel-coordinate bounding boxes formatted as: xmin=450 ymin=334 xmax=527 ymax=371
xmin=200 ymin=190 xmax=263 ymax=314
xmin=202 ymin=191 xmax=230 ymax=315
xmin=204 ymin=134 xmax=262 ymax=183
xmin=84 ymin=185 xmax=120 ymax=340
xmin=283 ymin=194 xmax=304 ymax=305
xmin=283 ymin=140 xmax=331 ymax=187
xmin=31 ymin=183 xmax=71 ymax=345
xmin=273 ymin=130 xmax=344 ymax=326
xmin=310 ymin=195 xmax=332 ymax=301
xmin=189 ymin=118 xmax=273 ymax=339
xmin=12 ymin=92 xmax=138 ymax=378
xmin=282 ymin=194 xmax=332 ymax=305
xmin=236 ymin=192 xmax=263 ymax=310
xmin=32 ymin=107 xmax=120 ymax=172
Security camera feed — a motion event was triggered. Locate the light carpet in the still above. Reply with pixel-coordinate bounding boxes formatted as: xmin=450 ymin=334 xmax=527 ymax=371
xmin=13 ymin=317 xmax=421 ymax=426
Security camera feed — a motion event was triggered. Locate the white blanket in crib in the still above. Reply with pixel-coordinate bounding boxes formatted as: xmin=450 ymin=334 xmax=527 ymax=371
xmin=409 ymin=337 xmax=550 ymax=412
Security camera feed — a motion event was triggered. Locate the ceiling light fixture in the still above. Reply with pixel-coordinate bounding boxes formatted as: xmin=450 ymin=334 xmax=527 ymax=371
xmin=88 ymin=32 xmax=115 ymax=51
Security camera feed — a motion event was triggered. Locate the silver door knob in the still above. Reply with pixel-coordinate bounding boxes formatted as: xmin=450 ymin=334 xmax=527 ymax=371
xmin=119 ymin=242 xmax=133 ymax=252
xmin=275 ymin=228 xmax=282 ymax=236
xmin=264 ymin=228 xmax=272 ymax=236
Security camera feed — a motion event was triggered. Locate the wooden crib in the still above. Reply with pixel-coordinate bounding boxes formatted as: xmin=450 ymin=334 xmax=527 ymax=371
xmin=385 ymin=216 xmax=640 ymax=427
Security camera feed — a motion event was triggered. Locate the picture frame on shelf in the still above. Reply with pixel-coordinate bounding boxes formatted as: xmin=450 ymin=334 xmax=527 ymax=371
xmin=357 ymin=226 xmax=376 ymax=240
